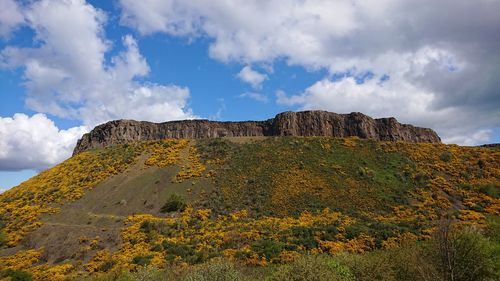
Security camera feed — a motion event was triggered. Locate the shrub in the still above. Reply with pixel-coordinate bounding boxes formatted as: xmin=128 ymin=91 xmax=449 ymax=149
xmin=77 ymin=270 xmax=135 ymax=281
xmin=478 ymin=184 xmax=500 ymax=199
xmin=290 ymin=226 xmax=318 ymax=249
xmin=0 ymin=269 xmax=32 ymax=281
xmin=368 ymin=222 xmax=409 ymax=247
xmin=339 ymin=250 xmax=397 ymax=281
xmin=162 ymin=240 xmax=209 ymax=264
xmin=0 ymin=230 xmax=7 ymax=247
xmin=98 ymin=260 xmax=116 ymax=272
xmin=427 ymin=221 xmax=500 ymax=281
xmin=251 ymin=239 xmax=284 ymax=260
xmin=357 ymin=167 xmax=374 ymax=179
xmin=140 ymin=220 xmax=154 ymax=232
xmin=414 ymin=172 xmax=429 ymax=186
xmin=132 ymin=255 xmax=153 ymax=266
xmin=151 ymin=243 xmax=163 ymax=252
xmin=160 ymin=194 xmax=186 ymax=213
xmin=319 ymin=225 xmax=340 ymax=241
xmin=344 ymin=224 xmax=365 ymax=239
xmin=439 ymin=151 xmax=453 ymax=162
xmin=271 ymin=255 xmax=353 ymax=281
xmin=130 ymin=266 xmax=165 ymax=281
xmin=183 ymin=259 xmax=246 ymax=281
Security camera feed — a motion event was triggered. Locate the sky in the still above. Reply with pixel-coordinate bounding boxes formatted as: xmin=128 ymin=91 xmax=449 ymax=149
xmin=1 ymin=0 xmax=500 ymax=191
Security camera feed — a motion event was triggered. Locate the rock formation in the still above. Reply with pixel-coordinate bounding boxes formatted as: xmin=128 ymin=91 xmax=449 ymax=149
xmin=73 ymin=111 xmax=441 ymax=155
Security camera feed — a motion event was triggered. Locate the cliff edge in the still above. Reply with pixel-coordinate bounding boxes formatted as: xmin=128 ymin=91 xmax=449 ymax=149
xmin=73 ymin=111 xmax=441 ymax=155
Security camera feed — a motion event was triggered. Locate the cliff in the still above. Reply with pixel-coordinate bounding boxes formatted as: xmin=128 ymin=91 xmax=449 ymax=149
xmin=73 ymin=111 xmax=441 ymax=155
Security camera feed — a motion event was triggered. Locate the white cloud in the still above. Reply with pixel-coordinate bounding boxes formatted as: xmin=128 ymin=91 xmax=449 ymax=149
xmin=276 ymin=70 xmax=497 ymax=145
xmin=119 ymin=0 xmax=360 ymax=64
xmin=0 ymin=0 xmax=25 ymax=38
xmin=119 ymin=0 xmax=500 ymax=145
xmin=237 ymin=66 xmax=268 ymax=89
xmin=444 ymin=130 xmax=492 ymax=147
xmin=239 ymin=92 xmax=268 ymax=103
xmin=0 ymin=113 xmax=88 ymax=171
xmin=0 ymin=0 xmax=196 ymax=172
xmin=1 ymin=0 xmax=195 ymax=126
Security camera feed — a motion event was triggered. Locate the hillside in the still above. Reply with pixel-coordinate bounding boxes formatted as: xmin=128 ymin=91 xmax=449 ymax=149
xmin=0 ymin=137 xmax=499 ymax=280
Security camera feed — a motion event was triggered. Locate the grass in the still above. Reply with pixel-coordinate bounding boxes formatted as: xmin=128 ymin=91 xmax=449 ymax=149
xmin=197 ymin=137 xmax=415 ymax=218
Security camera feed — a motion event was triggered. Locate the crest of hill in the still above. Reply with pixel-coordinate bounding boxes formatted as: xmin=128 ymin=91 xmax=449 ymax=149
xmin=73 ymin=110 xmax=441 ymax=155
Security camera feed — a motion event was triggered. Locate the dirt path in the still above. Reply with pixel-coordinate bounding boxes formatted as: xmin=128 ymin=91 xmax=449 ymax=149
xmin=176 ymin=141 xmax=192 ymax=167
xmin=437 ymin=188 xmax=466 ymax=211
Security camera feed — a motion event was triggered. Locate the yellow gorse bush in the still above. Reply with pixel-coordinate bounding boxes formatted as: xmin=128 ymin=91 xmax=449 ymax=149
xmin=144 ymin=139 xmax=189 ymax=167
xmin=174 ymin=146 xmax=206 ymax=182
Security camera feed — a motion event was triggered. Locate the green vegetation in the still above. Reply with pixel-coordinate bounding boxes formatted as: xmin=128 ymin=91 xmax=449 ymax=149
xmin=0 ymin=137 xmax=498 ymax=280
xmin=183 ymin=260 xmax=246 ymax=281
xmin=160 ymin=193 xmax=187 ymax=213
xmin=0 ymin=269 xmax=33 ymax=281
xmin=440 ymin=151 xmax=453 ymax=162
xmin=198 ymin=137 xmax=419 ymax=217
xmin=271 ymin=255 xmax=355 ymax=281
xmin=131 ymin=255 xmax=153 ymax=266
xmin=75 ymin=220 xmax=500 ymax=280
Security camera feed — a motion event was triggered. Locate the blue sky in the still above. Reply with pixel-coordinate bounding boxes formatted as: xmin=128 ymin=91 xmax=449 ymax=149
xmin=1 ymin=0 xmax=500 ymax=191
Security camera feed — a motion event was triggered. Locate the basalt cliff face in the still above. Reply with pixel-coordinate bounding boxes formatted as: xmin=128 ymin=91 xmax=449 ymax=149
xmin=73 ymin=111 xmax=441 ymax=155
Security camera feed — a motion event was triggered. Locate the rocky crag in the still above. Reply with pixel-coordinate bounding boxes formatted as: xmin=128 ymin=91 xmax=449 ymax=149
xmin=73 ymin=111 xmax=441 ymax=155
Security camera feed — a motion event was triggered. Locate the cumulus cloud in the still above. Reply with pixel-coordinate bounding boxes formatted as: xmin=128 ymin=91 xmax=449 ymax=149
xmin=444 ymin=130 xmax=493 ymax=147
xmin=238 ymin=92 xmax=268 ymax=103
xmin=0 ymin=114 xmax=88 ymax=171
xmin=275 ymin=47 xmax=500 ymax=144
xmin=1 ymin=0 xmax=195 ymax=126
xmin=237 ymin=66 xmax=268 ymax=89
xmin=0 ymin=0 xmax=195 ymax=171
xmin=119 ymin=0 xmax=500 ymax=145
xmin=0 ymin=0 xmax=25 ymax=38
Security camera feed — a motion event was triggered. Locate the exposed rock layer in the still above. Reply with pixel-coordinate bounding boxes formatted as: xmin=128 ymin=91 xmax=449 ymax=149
xmin=73 ymin=111 xmax=441 ymax=155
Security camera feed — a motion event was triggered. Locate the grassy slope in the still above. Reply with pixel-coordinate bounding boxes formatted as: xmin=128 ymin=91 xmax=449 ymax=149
xmin=0 ymin=137 xmax=498 ymax=280
xmin=199 ymin=137 xmax=415 ymax=216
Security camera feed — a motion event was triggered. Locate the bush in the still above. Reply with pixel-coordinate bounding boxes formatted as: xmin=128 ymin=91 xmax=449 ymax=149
xmin=344 ymin=224 xmax=365 ymax=240
xmin=368 ymin=221 xmax=410 ymax=247
xmin=183 ymin=259 xmax=246 ymax=281
xmin=251 ymin=239 xmax=284 ymax=260
xmin=290 ymin=226 xmax=318 ymax=249
xmin=357 ymin=167 xmax=374 ymax=179
xmin=414 ymin=172 xmax=429 ymax=186
xmin=140 ymin=220 xmax=154 ymax=232
xmin=131 ymin=266 xmax=165 ymax=281
xmin=0 ymin=269 xmax=33 ymax=281
xmin=163 ymin=241 xmax=195 ymax=260
xmin=76 ymin=270 xmax=135 ymax=281
xmin=160 ymin=194 xmax=186 ymax=213
xmin=0 ymin=216 xmax=6 ymax=248
xmin=439 ymin=151 xmax=453 ymax=162
xmin=271 ymin=255 xmax=353 ymax=281
xmin=132 ymin=255 xmax=153 ymax=266
xmin=0 ymin=230 xmax=7 ymax=247
xmin=98 ymin=260 xmax=116 ymax=272
xmin=336 ymin=251 xmax=399 ymax=281
xmin=162 ymin=240 xmax=214 ymax=264
xmin=478 ymin=184 xmax=500 ymax=199
xmin=427 ymin=221 xmax=500 ymax=281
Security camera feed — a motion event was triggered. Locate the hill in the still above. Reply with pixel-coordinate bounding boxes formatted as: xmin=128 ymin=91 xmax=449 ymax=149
xmin=0 ymin=136 xmax=499 ymax=280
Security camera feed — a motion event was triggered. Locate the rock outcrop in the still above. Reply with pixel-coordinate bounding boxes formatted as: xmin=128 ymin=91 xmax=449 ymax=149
xmin=73 ymin=111 xmax=441 ymax=155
